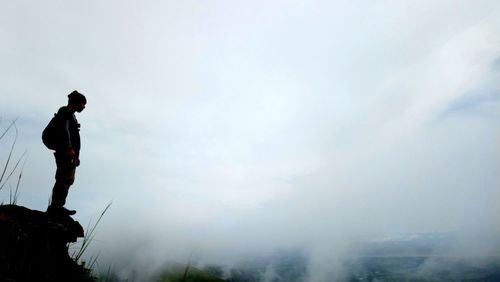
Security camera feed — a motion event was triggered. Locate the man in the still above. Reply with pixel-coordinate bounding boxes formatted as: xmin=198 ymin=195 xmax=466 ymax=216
xmin=44 ymin=90 xmax=86 ymax=215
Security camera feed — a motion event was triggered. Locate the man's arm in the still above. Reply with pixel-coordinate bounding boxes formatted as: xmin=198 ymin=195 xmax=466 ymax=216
xmin=63 ymin=119 xmax=72 ymax=148
xmin=57 ymin=107 xmax=76 ymax=159
xmin=63 ymin=119 xmax=76 ymax=159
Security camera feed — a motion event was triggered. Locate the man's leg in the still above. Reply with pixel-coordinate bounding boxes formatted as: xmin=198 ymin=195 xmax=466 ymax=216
xmin=48 ymin=152 xmax=76 ymax=214
xmin=51 ymin=181 xmax=70 ymax=208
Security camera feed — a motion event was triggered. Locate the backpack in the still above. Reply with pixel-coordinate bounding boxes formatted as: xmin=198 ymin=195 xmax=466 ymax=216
xmin=42 ymin=113 xmax=58 ymax=150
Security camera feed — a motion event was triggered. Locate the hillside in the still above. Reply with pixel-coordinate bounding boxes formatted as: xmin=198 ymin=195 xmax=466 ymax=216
xmin=153 ymin=263 xmax=224 ymax=282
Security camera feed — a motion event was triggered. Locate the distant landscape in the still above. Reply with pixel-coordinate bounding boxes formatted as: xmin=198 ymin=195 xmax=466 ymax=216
xmin=102 ymin=233 xmax=500 ymax=281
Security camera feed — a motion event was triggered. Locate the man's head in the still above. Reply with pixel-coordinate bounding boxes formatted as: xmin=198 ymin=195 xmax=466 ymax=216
xmin=68 ymin=90 xmax=86 ymax=113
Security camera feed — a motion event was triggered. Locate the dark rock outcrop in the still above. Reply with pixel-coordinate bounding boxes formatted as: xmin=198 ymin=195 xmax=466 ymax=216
xmin=0 ymin=204 xmax=93 ymax=282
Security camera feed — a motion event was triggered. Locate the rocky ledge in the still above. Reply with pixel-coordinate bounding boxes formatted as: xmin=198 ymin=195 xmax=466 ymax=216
xmin=0 ymin=204 xmax=93 ymax=282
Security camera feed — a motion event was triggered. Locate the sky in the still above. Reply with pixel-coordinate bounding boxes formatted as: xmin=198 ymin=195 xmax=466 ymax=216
xmin=1 ymin=0 xmax=499 ymax=280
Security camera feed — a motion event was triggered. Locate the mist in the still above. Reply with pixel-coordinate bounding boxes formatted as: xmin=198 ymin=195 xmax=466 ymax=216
xmin=1 ymin=1 xmax=499 ymax=281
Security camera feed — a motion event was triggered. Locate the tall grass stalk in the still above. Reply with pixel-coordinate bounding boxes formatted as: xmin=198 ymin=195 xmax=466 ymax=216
xmin=72 ymin=202 xmax=112 ymax=262
xmin=0 ymin=120 xmax=27 ymax=193
xmin=9 ymin=155 xmax=27 ymax=204
xmin=0 ymin=119 xmax=17 ymax=140
xmin=182 ymin=252 xmax=194 ymax=282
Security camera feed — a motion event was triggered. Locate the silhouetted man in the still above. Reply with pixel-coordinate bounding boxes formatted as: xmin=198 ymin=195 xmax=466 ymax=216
xmin=43 ymin=90 xmax=86 ymax=215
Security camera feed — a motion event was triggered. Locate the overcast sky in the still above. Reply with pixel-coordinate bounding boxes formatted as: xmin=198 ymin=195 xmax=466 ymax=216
xmin=1 ymin=0 xmax=499 ymax=280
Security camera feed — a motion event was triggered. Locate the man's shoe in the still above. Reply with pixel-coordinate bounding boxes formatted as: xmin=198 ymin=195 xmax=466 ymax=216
xmin=46 ymin=205 xmax=59 ymax=214
xmin=47 ymin=206 xmax=76 ymax=215
xmin=62 ymin=207 xmax=77 ymax=215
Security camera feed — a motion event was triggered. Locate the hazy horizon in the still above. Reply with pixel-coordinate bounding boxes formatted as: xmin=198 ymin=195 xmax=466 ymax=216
xmin=1 ymin=1 xmax=499 ymax=281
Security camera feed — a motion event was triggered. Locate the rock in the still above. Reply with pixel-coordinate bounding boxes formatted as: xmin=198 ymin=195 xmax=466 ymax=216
xmin=0 ymin=204 xmax=93 ymax=282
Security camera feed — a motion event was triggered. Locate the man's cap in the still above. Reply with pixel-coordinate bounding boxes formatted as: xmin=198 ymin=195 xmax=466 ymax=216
xmin=68 ymin=90 xmax=87 ymax=104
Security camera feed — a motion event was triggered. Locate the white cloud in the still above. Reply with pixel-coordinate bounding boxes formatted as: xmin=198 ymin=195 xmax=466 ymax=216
xmin=1 ymin=1 xmax=499 ymax=279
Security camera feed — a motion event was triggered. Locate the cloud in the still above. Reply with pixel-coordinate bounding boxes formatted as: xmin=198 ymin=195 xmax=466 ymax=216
xmin=1 ymin=1 xmax=500 ymax=280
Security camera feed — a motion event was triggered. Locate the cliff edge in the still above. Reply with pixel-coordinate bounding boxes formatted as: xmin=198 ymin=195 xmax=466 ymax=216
xmin=0 ymin=204 xmax=93 ymax=282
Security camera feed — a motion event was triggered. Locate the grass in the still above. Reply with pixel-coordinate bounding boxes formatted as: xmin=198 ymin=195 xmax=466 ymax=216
xmin=71 ymin=202 xmax=112 ymax=264
xmin=154 ymin=263 xmax=225 ymax=282
xmin=0 ymin=119 xmax=27 ymax=201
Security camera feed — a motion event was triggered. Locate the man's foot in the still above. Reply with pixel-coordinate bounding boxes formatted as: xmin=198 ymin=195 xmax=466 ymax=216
xmin=47 ymin=206 xmax=76 ymax=215
xmin=62 ymin=207 xmax=77 ymax=215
